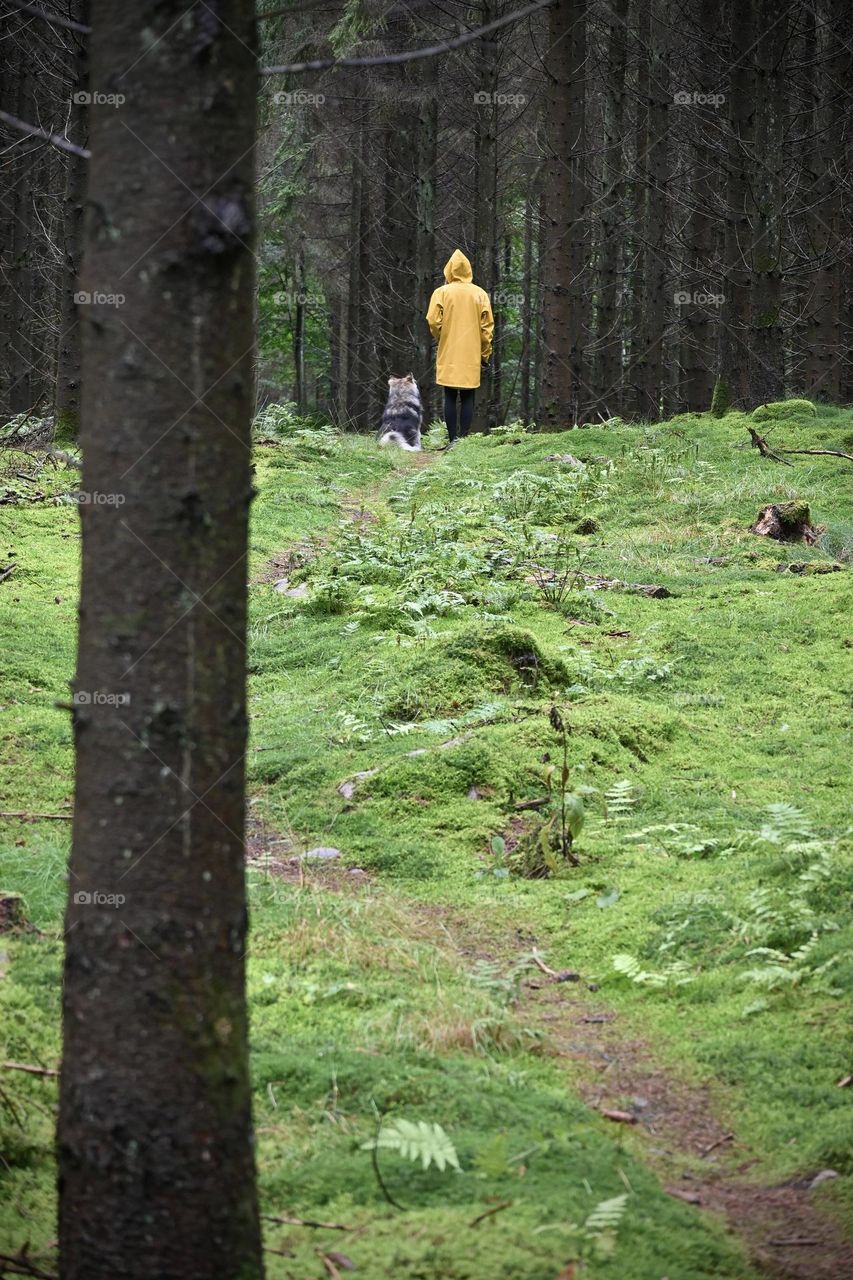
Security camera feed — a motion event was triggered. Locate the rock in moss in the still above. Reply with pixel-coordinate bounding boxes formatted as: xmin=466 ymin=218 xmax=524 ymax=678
xmin=752 ymin=399 xmax=817 ymax=422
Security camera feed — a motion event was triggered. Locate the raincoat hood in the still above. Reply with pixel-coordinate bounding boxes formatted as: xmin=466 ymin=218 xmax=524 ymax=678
xmin=443 ymin=249 xmax=473 ymax=283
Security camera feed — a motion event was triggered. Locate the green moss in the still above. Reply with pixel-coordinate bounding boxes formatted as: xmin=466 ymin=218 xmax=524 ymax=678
xmin=752 ymin=398 xmax=817 ymax=422
xmin=3 ymin=403 xmax=853 ymax=1271
xmin=710 ymin=378 xmax=731 ymax=417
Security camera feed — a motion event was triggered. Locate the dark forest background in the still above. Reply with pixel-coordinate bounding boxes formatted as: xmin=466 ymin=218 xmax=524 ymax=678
xmin=2 ymin=0 xmax=851 ymax=437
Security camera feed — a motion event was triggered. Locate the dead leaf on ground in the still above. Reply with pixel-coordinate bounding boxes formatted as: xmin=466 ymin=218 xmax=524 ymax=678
xmin=600 ymin=1107 xmax=637 ymax=1124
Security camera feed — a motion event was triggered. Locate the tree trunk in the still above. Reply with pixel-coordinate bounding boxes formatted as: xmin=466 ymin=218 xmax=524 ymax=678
xmin=624 ymin=0 xmax=650 ymax=419
xmin=58 ymin=5 xmax=264 ymax=1279
xmin=800 ymin=0 xmax=848 ymax=402
xmin=541 ymin=0 xmax=588 ymax=427
xmin=54 ymin=5 xmax=89 ymax=439
xmin=637 ymin=0 xmax=668 ymax=420
xmin=294 ymin=245 xmax=306 ymax=411
xmin=717 ymin=0 xmax=755 ymax=411
xmin=595 ymin=0 xmax=628 ymax=417
xmin=747 ymin=0 xmax=785 ymax=404
xmin=680 ymin=0 xmax=719 ymax=412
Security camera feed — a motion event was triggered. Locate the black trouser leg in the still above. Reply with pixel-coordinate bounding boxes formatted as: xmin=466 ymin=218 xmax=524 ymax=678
xmin=443 ymin=387 xmax=459 ymax=440
xmin=459 ymin=387 xmax=475 ymax=436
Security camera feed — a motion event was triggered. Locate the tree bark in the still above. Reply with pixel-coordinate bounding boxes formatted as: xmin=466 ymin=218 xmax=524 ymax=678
xmin=717 ymin=0 xmax=755 ymax=410
xmin=595 ymin=0 xmax=628 ymax=417
xmin=747 ymin=0 xmax=785 ymax=404
xmin=541 ymin=0 xmax=588 ymax=427
xmin=680 ymin=0 xmax=719 ymax=412
xmin=54 ymin=4 xmax=89 ymax=439
xmin=57 ymin=5 xmax=264 ymax=1279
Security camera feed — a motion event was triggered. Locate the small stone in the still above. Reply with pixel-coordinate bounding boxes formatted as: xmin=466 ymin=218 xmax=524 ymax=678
xmin=273 ymin=578 xmax=290 ymax=592
xmin=285 ymin=584 xmax=309 ymax=599
xmin=301 ymin=846 xmax=341 ymax=861
xmin=631 ymin=1096 xmax=650 ymax=1110
xmin=587 ymin=982 xmax=599 ymax=992
xmin=338 ymin=781 xmax=355 ymax=799
xmin=809 ymin=1169 xmax=839 ymax=1190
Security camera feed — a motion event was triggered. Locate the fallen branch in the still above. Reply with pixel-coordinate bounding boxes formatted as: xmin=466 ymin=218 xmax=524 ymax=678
xmin=0 ymin=811 xmax=73 ymax=822
xmin=468 ymin=1200 xmax=513 ymax=1227
xmin=260 ymin=1213 xmax=352 ymax=1232
xmin=746 ymin=426 xmax=792 ymax=465
xmin=0 ymin=564 xmax=16 ymax=583
xmin=531 ymin=952 xmax=559 ymax=978
xmin=513 ymin=796 xmax=550 ymax=811
xmin=1 ymin=1061 xmax=60 ymax=1078
xmin=779 ymin=447 xmax=853 ymax=464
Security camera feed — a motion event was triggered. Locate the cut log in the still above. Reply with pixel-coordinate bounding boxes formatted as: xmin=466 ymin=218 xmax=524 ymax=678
xmin=750 ymin=501 xmax=819 ymax=544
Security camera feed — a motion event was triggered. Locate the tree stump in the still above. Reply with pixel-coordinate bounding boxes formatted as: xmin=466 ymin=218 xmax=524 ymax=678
xmin=750 ymin=501 xmax=819 ymax=544
xmin=0 ymin=892 xmax=27 ymax=932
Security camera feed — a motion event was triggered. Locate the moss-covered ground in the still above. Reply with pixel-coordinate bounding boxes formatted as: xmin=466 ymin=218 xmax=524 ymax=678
xmin=1 ymin=403 xmax=851 ymax=1277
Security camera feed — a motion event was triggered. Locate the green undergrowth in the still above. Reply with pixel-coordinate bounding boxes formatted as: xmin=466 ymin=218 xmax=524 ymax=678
xmin=1 ymin=406 xmax=851 ymax=1271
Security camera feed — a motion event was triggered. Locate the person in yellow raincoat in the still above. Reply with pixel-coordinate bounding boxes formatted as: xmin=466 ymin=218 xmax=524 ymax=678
xmin=426 ymin=250 xmax=494 ymax=443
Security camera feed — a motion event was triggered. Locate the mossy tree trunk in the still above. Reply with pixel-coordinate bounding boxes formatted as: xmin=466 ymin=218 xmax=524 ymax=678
xmin=57 ymin=4 xmax=264 ymax=1278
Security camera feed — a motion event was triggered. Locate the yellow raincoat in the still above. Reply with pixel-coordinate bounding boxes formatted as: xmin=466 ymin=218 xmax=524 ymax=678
xmin=426 ymin=250 xmax=494 ymax=389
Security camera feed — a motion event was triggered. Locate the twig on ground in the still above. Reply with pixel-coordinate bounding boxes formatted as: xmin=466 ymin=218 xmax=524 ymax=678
xmin=0 ymin=564 xmax=16 ymax=583
xmin=1 ymin=1061 xmax=60 ymax=1078
xmin=531 ymin=952 xmax=559 ymax=978
xmin=260 ymin=1213 xmax=352 ymax=1231
xmin=468 ymin=1200 xmax=513 ymax=1227
xmin=0 ymin=811 xmax=72 ymax=822
xmin=699 ymin=1131 xmax=734 ymax=1158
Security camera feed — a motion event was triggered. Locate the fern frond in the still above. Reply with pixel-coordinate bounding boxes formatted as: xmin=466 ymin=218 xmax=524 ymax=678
xmin=362 ymin=1118 xmax=461 ymax=1172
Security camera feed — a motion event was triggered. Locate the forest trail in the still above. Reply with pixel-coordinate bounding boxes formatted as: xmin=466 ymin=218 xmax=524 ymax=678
xmin=2 ymin=412 xmax=850 ymax=1280
xmin=244 ymin=439 xmax=852 ymax=1280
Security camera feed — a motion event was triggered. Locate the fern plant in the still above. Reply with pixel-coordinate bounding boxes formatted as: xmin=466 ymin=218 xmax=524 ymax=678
xmin=361 ymin=1118 xmax=460 ymax=1172
xmin=613 ymin=952 xmax=693 ymax=988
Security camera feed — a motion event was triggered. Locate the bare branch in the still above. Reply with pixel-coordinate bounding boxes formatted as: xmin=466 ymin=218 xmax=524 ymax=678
xmin=262 ymin=0 xmax=556 ymax=76
xmin=0 ymin=109 xmax=91 ymax=159
xmin=0 ymin=0 xmax=91 ymax=34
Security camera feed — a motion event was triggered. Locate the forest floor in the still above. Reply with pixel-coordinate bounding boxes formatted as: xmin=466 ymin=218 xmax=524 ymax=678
xmin=1 ymin=403 xmax=851 ymax=1279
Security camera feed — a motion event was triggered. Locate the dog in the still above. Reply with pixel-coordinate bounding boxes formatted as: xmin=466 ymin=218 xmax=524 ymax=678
xmin=376 ymin=373 xmax=422 ymax=451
